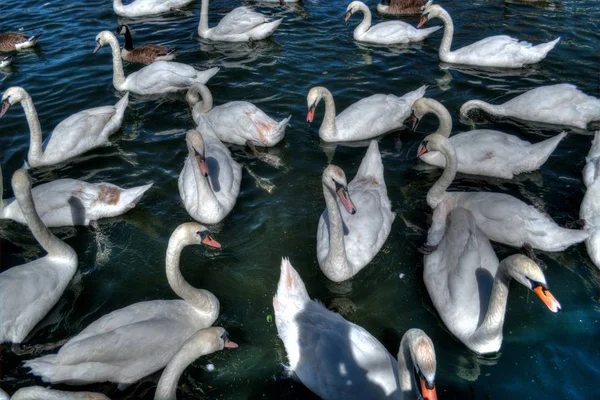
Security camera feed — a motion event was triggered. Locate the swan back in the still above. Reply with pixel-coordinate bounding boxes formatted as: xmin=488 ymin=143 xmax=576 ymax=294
xmin=356 ymin=140 xmax=385 ymax=181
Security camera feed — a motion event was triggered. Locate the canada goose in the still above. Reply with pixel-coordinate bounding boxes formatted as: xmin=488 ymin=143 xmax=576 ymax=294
xmin=116 ymin=25 xmax=175 ymax=65
xmin=0 ymin=32 xmax=39 ymax=52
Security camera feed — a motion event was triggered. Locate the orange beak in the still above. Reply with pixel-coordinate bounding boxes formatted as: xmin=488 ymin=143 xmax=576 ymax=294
xmin=417 ymin=144 xmax=428 ymax=158
xmin=345 ymin=11 xmax=352 ymax=22
xmin=306 ymin=106 xmax=315 ymax=123
xmin=533 ymin=286 xmax=561 ymax=312
xmin=417 ymin=16 xmax=428 ymax=28
xmin=420 ymin=378 xmax=437 ymax=400
xmin=0 ymin=101 xmax=10 ymax=118
xmin=202 ymin=235 xmax=221 ymax=249
xmin=93 ymin=43 xmax=101 ymax=54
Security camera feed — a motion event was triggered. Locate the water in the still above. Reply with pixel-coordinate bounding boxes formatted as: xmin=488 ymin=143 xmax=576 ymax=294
xmin=0 ymin=0 xmax=599 ymax=399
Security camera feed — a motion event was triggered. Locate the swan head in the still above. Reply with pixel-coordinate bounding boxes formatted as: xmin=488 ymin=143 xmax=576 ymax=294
xmin=411 ymin=98 xmax=432 ymax=130
xmin=345 ymin=1 xmax=364 ymax=22
xmin=0 ymin=86 xmax=27 ymax=118
xmin=418 ymin=2 xmax=442 ymax=28
xmin=502 ymin=254 xmax=561 ymax=312
xmin=306 ymin=87 xmax=325 ymax=124
xmin=416 ymin=133 xmax=446 ymax=158
xmin=94 ymin=31 xmax=117 ymax=54
xmin=172 ymin=222 xmax=221 ymax=249
xmin=402 ymin=329 xmax=437 ymax=400
xmin=186 ymin=130 xmax=210 ymax=178
xmin=322 ymin=165 xmax=356 ymax=215
xmin=11 ymin=169 xmax=32 ymax=196
xmin=202 ymin=327 xmax=239 ymax=350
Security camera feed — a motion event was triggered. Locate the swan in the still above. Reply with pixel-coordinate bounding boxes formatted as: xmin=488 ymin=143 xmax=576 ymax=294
xmin=113 ymin=0 xmax=194 ymax=18
xmin=306 ymin=85 xmax=426 ymax=142
xmin=581 ymin=132 xmax=600 ymax=270
xmin=317 ymin=141 xmax=394 ymax=282
xmin=411 ymin=97 xmax=566 ymax=179
xmin=460 ymin=84 xmax=600 ymax=130
xmin=154 ymin=327 xmax=238 ymax=400
xmin=24 ymin=222 xmax=222 ymax=386
xmin=417 ymin=133 xmax=588 ymax=250
xmin=424 ymin=207 xmax=561 ymax=354
xmin=273 ymin=257 xmax=438 ymax=399
xmin=0 ymin=169 xmax=77 ymax=344
xmin=0 ymin=87 xmax=128 ymax=169
xmin=345 ymin=1 xmax=441 ymax=45
xmin=418 ymin=2 xmax=559 ymax=68
xmin=0 ymin=387 xmax=108 ymax=400
xmin=0 ymin=165 xmax=152 ymax=228
xmin=93 ymin=31 xmax=219 ymax=95
xmin=178 ymin=129 xmax=242 ymax=225
xmin=198 ymin=0 xmax=282 ymax=42
xmin=116 ymin=25 xmax=176 ymax=65
xmin=186 ymin=83 xmax=291 ymax=147
xmin=0 ymin=32 xmax=39 ymax=52
xmin=377 ymin=0 xmax=427 ymax=15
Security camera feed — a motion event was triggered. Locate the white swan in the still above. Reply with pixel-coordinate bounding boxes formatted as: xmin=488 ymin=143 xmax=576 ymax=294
xmin=412 ymin=97 xmax=566 ymax=179
xmin=273 ymin=257 xmax=438 ymax=400
xmin=418 ymin=3 xmax=559 ymax=68
xmin=154 ymin=327 xmax=238 ymax=400
xmin=0 ymin=169 xmax=77 ymax=343
xmin=424 ymin=207 xmax=561 ymax=354
xmin=307 ymin=85 xmax=426 ymax=142
xmin=25 ymin=222 xmax=222 ymax=385
xmin=198 ymin=0 xmax=282 ymax=42
xmin=345 ymin=1 xmax=440 ymax=45
xmin=1 ymin=87 xmax=128 ymax=169
xmin=186 ymin=83 xmax=291 ymax=147
xmin=0 ymin=165 xmax=152 ymax=228
xmin=317 ymin=141 xmax=394 ymax=282
xmin=418 ymin=133 xmax=588 ymax=250
xmin=581 ymin=131 xmax=600 ymax=270
xmin=460 ymin=84 xmax=600 ymax=130
xmin=0 ymin=387 xmax=109 ymax=400
xmin=178 ymin=129 xmax=242 ymax=225
xmin=94 ymin=31 xmax=219 ymax=95
xmin=113 ymin=0 xmax=194 ymax=18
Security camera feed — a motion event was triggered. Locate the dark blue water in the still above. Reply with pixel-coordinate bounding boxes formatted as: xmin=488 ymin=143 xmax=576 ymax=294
xmin=0 ymin=0 xmax=599 ymax=399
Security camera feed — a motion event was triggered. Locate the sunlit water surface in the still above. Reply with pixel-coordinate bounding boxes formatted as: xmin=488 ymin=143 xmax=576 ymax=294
xmin=0 ymin=0 xmax=599 ymax=399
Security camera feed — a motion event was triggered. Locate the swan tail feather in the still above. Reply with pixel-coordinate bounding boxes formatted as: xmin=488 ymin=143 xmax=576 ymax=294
xmin=529 ymin=37 xmax=560 ymax=61
xmin=196 ymin=67 xmax=220 ymax=84
xmin=101 ymin=92 xmax=129 ymax=139
xmin=525 ymin=131 xmax=566 ymax=170
xmin=251 ymin=19 xmax=282 ymax=40
xmin=117 ymin=182 xmax=153 ymax=210
xmin=356 ymin=140 xmax=384 ymax=181
xmin=277 ymin=115 xmax=292 ymax=131
xmin=275 ymin=257 xmax=310 ymax=312
xmin=24 ymin=355 xmax=59 ymax=383
xmin=418 ymin=25 xmax=442 ymax=38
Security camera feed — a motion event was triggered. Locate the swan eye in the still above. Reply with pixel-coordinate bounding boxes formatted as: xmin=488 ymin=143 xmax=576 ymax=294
xmin=220 ymin=331 xmax=229 ymax=340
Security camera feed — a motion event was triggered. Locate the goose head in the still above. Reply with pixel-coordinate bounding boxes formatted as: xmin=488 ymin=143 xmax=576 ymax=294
xmin=322 ymin=165 xmax=356 ymax=215
xmin=503 ymin=254 xmax=561 ymax=312
xmin=306 ymin=87 xmax=324 ymax=124
xmin=406 ymin=329 xmax=437 ymax=400
xmin=116 ymin=24 xmax=129 ymax=36
xmin=0 ymin=86 xmax=26 ymax=118
xmin=94 ymin=31 xmax=118 ymax=54
xmin=345 ymin=1 xmax=362 ymax=22
xmin=173 ymin=222 xmax=221 ymax=249
xmin=186 ymin=130 xmax=210 ymax=178
xmin=416 ymin=133 xmax=445 ymax=158
xmin=418 ymin=2 xmax=442 ymax=28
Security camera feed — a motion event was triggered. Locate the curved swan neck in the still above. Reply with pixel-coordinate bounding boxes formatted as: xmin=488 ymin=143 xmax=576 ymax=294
xmin=113 ymin=0 xmax=125 ymax=14
xmin=199 ymin=0 xmax=210 ymax=36
xmin=105 ymin=34 xmax=126 ymax=91
xmin=321 ymin=181 xmax=351 ymax=279
xmin=19 ymin=91 xmax=44 ymax=164
xmin=463 ymin=100 xmax=498 ymax=116
xmin=187 ymin=144 xmax=223 ymax=216
xmin=397 ymin=333 xmax=416 ymax=395
xmin=436 ymin=8 xmax=454 ymax=61
xmin=427 ymin=137 xmax=456 ymax=209
xmin=318 ymin=88 xmax=337 ymax=138
xmin=165 ymin=226 xmax=220 ymax=314
xmin=423 ymin=98 xmax=452 ymax=137
xmin=354 ymin=3 xmax=372 ymax=36
xmin=188 ymin=84 xmax=213 ymax=114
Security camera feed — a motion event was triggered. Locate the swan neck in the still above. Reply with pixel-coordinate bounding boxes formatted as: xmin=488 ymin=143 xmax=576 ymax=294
xmin=113 ymin=0 xmax=125 ymax=13
xmin=354 ymin=4 xmax=372 ymax=35
xmin=165 ymin=228 xmax=220 ymax=315
xmin=106 ymin=34 xmax=126 ymax=90
xmin=397 ymin=335 xmax=416 ymax=395
xmin=437 ymin=9 xmax=454 ymax=60
xmin=321 ymin=182 xmax=351 ymax=280
xmin=427 ymin=138 xmax=455 ymax=209
xmin=20 ymin=93 xmax=44 ymax=164
xmin=319 ymin=88 xmax=337 ymax=138
xmin=464 ymin=100 xmax=498 ymax=116
xmin=424 ymin=99 xmax=452 ymax=137
xmin=472 ymin=263 xmax=512 ymax=344
xmin=199 ymin=0 xmax=210 ymax=36
xmin=189 ymin=84 xmax=213 ymax=114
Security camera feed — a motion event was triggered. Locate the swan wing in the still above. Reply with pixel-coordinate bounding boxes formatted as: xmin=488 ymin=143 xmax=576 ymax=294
xmin=204 ymin=101 xmax=278 ymax=144
xmin=213 ymin=7 xmax=270 ymax=36
xmin=126 ymin=61 xmax=198 ymax=92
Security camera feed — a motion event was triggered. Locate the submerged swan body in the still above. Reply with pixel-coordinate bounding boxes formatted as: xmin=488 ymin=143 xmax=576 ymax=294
xmin=113 ymin=0 xmax=194 ymax=18
xmin=424 ymin=207 xmax=561 ymax=354
xmin=317 ymin=141 xmax=394 ymax=282
xmin=25 ymin=223 xmax=222 ymax=385
xmin=0 ymin=170 xmax=77 ymax=344
xmin=198 ymin=0 xmax=282 ymax=42
xmin=581 ymin=132 xmax=600 ymax=270
xmin=94 ymin=31 xmax=219 ymax=95
xmin=179 ymin=129 xmax=242 ymax=225
xmin=1 ymin=87 xmax=128 ymax=168
xmin=460 ymin=84 xmax=600 ymax=130
xmin=412 ymin=97 xmax=566 ymax=179
xmin=418 ymin=3 xmax=559 ymax=68
xmin=274 ymin=258 xmax=437 ymax=399
xmin=345 ymin=1 xmax=440 ymax=45
xmin=187 ymin=83 xmax=290 ymax=146
xmin=0 ymin=386 xmax=109 ymax=400
xmin=306 ymin=86 xmax=426 ymax=142
xmin=418 ymin=134 xmax=588 ymax=250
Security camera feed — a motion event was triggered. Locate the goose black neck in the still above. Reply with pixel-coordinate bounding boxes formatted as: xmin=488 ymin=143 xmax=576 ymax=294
xmin=123 ymin=26 xmax=134 ymax=50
